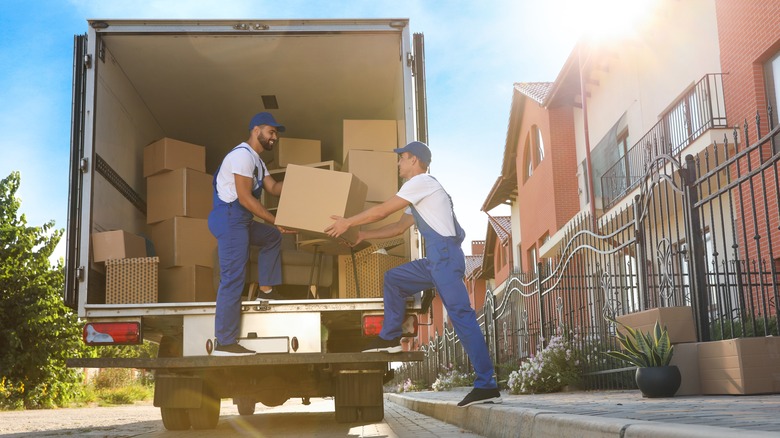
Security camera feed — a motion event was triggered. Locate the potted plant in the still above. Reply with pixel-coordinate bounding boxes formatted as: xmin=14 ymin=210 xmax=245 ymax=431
xmin=606 ymin=317 xmax=681 ymax=398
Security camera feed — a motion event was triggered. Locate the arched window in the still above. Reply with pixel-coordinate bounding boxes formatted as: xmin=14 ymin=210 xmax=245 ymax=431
xmin=523 ymin=136 xmax=533 ymax=181
xmin=532 ymin=125 xmax=545 ymax=166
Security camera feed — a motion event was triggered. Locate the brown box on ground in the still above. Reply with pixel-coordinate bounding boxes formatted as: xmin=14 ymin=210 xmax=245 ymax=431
xmin=92 ymin=230 xmax=147 ymax=262
xmin=616 ymin=306 xmax=697 ymax=344
xmin=670 ymin=342 xmax=700 ymax=396
xmin=343 ymin=150 xmax=399 ymax=202
xmin=158 ymin=265 xmax=215 ymax=302
xmin=274 ymin=137 xmax=322 ymax=168
xmin=275 ymin=164 xmax=367 ymax=247
xmin=337 ymin=239 xmax=408 ymax=298
xmin=698 ymin=337 xmax=780 ymax=395
xmin=343 ymin=120 xmax=398 ymax=156
xmin=146 ymin=168 xmax=212 ymax=224
xmin=143 ymin=137 xmax=206 ymax=177
xmin=149 ymin=217 xmax=216 ymax=269
xmin=105 ymin=257 xmax=158 ymax=304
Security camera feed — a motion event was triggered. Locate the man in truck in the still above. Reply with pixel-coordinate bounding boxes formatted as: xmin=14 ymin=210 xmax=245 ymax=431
xmin=325 ymin=141 xmax=502 ymax=407
xmin=208 ymin=112 xmax=287 ymax=356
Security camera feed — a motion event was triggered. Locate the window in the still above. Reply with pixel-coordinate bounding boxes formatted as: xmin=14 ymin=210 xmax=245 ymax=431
xmin=764 ymin=51 xmax=780 ymax=150
xmin=523 ymin=137 xmax=533 ymax=181
xmin=532 ymin=125 xmax=545 ymax=165
xmin=528 ymin=245 xmax=538 ymax=273
xmin=617 ymin=129 xmax=630 ymax=188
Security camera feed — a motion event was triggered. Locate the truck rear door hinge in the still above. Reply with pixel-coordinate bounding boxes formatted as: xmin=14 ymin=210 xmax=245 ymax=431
xmin=76 ymin=266 xmax=85 ymax=282
xmin=80 ymin=158 xmax=89 ymax=173
xmin=407 ymin=52 xmax=414 ymax=68
xmin=83 ymin=54 xmax=92 ymax=69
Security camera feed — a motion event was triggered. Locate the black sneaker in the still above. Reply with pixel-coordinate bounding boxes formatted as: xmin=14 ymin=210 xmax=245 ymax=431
xmin=362 ymin=336 xmax=402 ymax=353
xmin=457 ymin=387 xmax=502 ymax=407
xmin=213 ymin=342 xmax=255 ymax=356
xmin=255 ymin=289 xmax=283 ymax=301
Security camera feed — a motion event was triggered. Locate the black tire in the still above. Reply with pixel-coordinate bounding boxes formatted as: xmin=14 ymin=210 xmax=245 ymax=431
xmin=236 ymin=397 xmax=256 ymax=416
xmin=160 ymin=407 xmax=190 ymax=430
xmin=188 ymin=386 xmax=220 ymax=430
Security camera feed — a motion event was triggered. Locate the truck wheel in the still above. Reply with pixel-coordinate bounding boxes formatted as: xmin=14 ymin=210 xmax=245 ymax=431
xmin=235 ymin=397 xmax=256 ymax=416
xmin=188 ymin=386 xmax=220 ymax=430
xmin=160 ymin=407 xmax=190 ymax=430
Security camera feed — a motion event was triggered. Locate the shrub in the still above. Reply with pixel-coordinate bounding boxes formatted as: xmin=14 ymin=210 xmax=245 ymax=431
xmin=507 ymin=335 xmax=582 ymax=394
xmin=396 ymin=378 xmax=426 ymax=393
xmin=431 ymin=364 xmax=475 ymax=392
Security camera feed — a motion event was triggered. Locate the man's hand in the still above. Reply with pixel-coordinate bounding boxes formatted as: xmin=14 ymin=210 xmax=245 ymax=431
xmin=277 ymin=226 xmax=297 ymax=234
xmin=325 ymin=215 xmax=351 ymax=238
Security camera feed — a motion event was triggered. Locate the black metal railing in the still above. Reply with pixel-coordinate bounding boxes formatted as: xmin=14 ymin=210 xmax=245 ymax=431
xmin=601 ymin=74 xmax=727 ymax=208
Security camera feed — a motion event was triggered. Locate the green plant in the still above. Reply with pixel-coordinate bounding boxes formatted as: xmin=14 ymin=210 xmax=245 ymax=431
xmin=605 ymin=317 xmax=673 ymax=368
xmin=431 ymin=364 xmax=475 ymax=391
xmin=506 ymin=335 xmax=583 ymax=394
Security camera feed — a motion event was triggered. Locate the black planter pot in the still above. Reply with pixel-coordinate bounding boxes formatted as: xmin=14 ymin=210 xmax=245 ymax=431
xmin=635 ymin=365 xmax=681 ymax=398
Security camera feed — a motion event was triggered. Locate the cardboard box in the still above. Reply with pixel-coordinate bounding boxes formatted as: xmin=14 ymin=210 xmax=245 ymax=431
xmin=616 ymin=306 xmax=697 ymax=344
xmin=149 ymin=217 xmax=216 ymax=269
xmin=343 ymin=120 xmax=398 ymax=156
xmin=146 ymin=168 xmax=212 ymax=224
xmin=698 ymin=337 xmax=780 ymax=395
xmin=92 ymin=230 xmax=148 ymax=262
xmin=261 ymin=161 xmax=339 ymax=212
xmin=273 ymin=137 xmax=322 ymax=168
xmin=338 ymin=239 xmax=408 ymax=298
xmin=105 ymin=257 xmax=158 ymax=304
xmin=275 ymin=164 xmax=368 ymax=246
xmin=669 ymin=342 xmax=700 ymax=396
xmin=158 ymin=265 xmax=215 ymax=302
xmin=143 ymin=137 xmax=206 ymax=177
xmin=343 ymin=150 xmax=399 ymax=202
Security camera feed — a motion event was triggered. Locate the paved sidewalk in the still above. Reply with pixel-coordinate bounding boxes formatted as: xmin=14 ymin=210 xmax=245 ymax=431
xmin=387 ymin=388 xmax=780 ymax=437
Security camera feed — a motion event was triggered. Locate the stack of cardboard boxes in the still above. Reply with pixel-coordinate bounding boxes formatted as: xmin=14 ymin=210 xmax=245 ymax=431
xmin=92 ymin=229 xmax=156 ymax=304
xmin=144 ymin=137 xmax=216 ymax=303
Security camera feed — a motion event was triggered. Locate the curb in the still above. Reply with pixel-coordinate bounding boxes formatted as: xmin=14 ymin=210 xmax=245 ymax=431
xmin=386 ymin=393 xmax=779 ymax=438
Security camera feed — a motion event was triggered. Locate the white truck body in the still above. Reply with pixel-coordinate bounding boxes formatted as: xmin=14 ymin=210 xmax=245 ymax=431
xmin=65 ymin=19 xmax=427 ymax=429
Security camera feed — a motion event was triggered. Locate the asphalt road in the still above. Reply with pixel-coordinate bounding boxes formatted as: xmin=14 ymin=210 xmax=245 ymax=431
xmin=0 ymin=397 xmax=484 ymax=437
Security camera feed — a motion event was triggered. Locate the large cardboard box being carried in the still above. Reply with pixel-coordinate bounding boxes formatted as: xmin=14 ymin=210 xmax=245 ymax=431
xmin=92 ymin=230 xmax=147 ymax=262
xmin=275 ymin=164 xmax=367 ymax=248
xmin=105 ymin=257 xmax=158 ymax=304
xmin=616 ymin=306 xmax=697 ymax=344
xmin=143 ymin=137 xmax=206 ymax=177
xmin=158 ymin=265 xmax=215 ymax=302
xmin=146 ymin=168 xmax=212 ymax=224
xmin=273 ymin=137 xmax=322 ymax=168
xmin=149 ymin=217 xmax=216 ymax=269
xmin=698 ymin=337 xmax=780 ymax=395
xmin=343 ymin=119 xmax=398 ymax=156
xmin=343 ymin=150 xmax=399 ymax=202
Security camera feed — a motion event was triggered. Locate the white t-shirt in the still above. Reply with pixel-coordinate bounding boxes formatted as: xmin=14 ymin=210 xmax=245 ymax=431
xmin=215 ymin=143 xmax=269 ymax=203
xmin=396 ymin=174 xmax=457 ymax=237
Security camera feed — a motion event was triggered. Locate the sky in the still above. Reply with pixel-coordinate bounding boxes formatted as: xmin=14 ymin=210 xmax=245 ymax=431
xmin=0 ymin=0 xmax=586 ymax=261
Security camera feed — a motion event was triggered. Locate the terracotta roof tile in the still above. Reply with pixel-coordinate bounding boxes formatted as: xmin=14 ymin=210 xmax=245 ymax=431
xmin=515 ymin=82 xmax=553 ymax=105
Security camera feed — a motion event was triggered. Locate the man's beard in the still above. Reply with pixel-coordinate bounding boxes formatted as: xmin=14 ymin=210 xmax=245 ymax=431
xmin=258 ymin=134 xmax=275 ymax=151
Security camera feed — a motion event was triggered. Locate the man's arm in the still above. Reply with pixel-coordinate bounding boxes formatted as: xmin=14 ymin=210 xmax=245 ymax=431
xmin=354 ymin=213 xmax=415 ymax=245
xmin=262 ymin=174 xmax=283 ymax=197
xmin=325 ymin=195 xmax=409 ymax=238
xmin=235 ymin=173 xmax=275 ymax=223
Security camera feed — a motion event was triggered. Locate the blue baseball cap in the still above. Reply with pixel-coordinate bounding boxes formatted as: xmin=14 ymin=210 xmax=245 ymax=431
xmin=394 ymin=141 xmax=432 ymax=165
xmin=249 ymin=112 xmax=285 ymax=132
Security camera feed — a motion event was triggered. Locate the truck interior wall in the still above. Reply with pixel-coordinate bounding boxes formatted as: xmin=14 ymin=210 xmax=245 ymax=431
xmin=93 ymin=44 xmax=163 ymax=238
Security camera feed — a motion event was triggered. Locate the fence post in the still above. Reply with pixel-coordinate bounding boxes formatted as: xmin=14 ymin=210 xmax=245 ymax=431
xmin=537 ymin=262 xmax=547 ymax=348
xmin=633 ymin=194 xmax=649 ymax=309
xmin=683 ymin=154 xmax=711 ymax=341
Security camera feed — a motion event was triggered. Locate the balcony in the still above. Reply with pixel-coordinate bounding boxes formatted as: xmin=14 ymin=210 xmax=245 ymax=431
xmin=600 ymin=74 xmax=727 ymax=208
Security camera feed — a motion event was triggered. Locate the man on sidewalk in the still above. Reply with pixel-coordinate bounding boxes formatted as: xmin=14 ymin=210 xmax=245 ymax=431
xmin=325 ymin=141 xmax=502 ymax=407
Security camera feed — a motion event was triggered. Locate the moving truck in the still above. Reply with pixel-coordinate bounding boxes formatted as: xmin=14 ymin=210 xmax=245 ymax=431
xmin=65 ymin=19 xmax=428 ymax=430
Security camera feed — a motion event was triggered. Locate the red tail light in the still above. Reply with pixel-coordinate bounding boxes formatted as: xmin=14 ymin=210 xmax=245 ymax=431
xmin=362 ymin=314 xmax=418 ymax=337
xmin=83 ymin=322 xmax=141 ymax=345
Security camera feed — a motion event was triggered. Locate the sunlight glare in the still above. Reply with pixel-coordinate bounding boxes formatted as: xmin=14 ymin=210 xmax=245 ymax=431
xmin=558 ymin=0 xmax=656 ymax=42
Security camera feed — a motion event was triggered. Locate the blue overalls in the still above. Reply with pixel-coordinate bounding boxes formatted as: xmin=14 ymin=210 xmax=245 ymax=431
xmin=380 ymin=195 xmax=498 ymax=390
xmin=208 ymin=146 xmax=282 ymax=347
